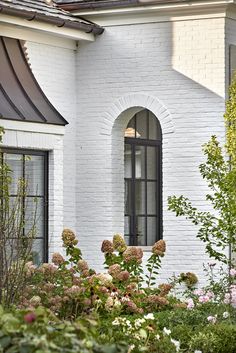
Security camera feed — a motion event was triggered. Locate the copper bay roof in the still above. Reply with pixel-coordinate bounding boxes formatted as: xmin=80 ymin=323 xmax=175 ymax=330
xmin=0 ymin=0 xmax=104 ymax=34
xmin=0 ymin=36 xmax=68 ymax=125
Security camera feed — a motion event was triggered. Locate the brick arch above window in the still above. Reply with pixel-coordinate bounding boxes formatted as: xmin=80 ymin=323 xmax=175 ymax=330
xmin=100 ymin=93 xmax=174 ymax=137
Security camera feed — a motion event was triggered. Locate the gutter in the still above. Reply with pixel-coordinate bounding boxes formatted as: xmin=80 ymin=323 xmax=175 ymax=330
xmin=57 ymin=0 xmax=234 ymax=11
xmin=57 ymin=0 xmax=190 ymax=11
xmin=0 ymin=4 xmax=104 ymax=34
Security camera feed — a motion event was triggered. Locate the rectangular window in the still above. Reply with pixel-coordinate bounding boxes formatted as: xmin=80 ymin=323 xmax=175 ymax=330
xmin=0 ymin=148 xmax=48 ymax=264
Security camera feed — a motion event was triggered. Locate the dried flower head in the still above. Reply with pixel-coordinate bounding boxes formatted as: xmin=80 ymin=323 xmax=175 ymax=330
xmin=180 ymin=272 xmax=198 ymax=287
xmin=158 ymin=283 xmax=173 ymax=296
xmin=25 ymin=262 xmax=36 ymax=277
xmin=152 ymin=240 xmax=166 ymax=256
xmin=126 ymin=300 xmax=139 ymax=313
xmin=101 ymin=240 xmax=114 ymax=253
xmin=42 ymin=283 xmax=55 ymax=293
xmin=123 ymin=247 xmax=143 ymax=264
xmin=29 ymin=296 xmax=41 ymax=307
xmin=117 ymin=270 xmax=130 ymax=282
xmin=105 ymin=297 xmax=114 ymax=311
xmin=108 ymin=264 xmax=121 ymax=277
xmin=146 ymin=295 xmax=169 ymax=306
xmin=77 ymin=259 xmax=89 ymax=271
xmin=96 ymin=273 xmax=113 ymax=286
xmin=52 ymin=253 xmax=65 ymax=266
xmin=62 ymin=228 xmax=78 ymax=247
xmin=113 ymin=234 xmax=127 ymax=253
xmin=126 ymin=282 xmax=138 ymax=292
xmin=38 ymin=263 xmax=57 ymax=275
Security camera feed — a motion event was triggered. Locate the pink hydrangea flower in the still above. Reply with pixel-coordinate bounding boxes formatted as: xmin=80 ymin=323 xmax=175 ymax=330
xmin=230 ymin=268 xmax=236 ymax=277
xmin=207 ymin=315 xmax=217 ymax=324
xmin=198 ymin=295 xmax=210 ymax=303
xmin=193 ymin=289 xmax=205 ymax=296
xmin=187 ymin=298 xmax=195 ymax=310
xmin=206 ymin=291 xmax=214 ymax=299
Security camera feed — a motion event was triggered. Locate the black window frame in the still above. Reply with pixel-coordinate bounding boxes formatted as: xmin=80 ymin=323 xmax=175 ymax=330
xmin=124 ymin=110 xmax=163 ymax=246
xmin=0 ymin=147 xmax=49 ymax=262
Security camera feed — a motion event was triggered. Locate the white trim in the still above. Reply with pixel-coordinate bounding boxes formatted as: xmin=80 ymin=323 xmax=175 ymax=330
xmin=0 ymin=14 xmax=95 ymax=43
xmin=0 ymin=23 xmax=76 ymax=50
xmin=73 ymin=1 xmax=230 ymax=26
xmin=1 ymin=120 xmax=65 ymax=135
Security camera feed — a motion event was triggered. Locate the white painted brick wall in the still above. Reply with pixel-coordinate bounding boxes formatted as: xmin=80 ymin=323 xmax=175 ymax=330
xmin=75 ymin=17 xmax=226 ymax=282
xmin=25 ymin=42 xmax=77 ymax=256
xmin=18 ymin=16 xmax=228 ymax=284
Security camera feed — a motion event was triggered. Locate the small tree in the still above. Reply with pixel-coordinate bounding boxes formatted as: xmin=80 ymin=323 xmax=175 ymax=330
xmin=0 ymin=127 xmax=37 ymax=306
xmin=168 ymin=78 xmax=236 ymax=265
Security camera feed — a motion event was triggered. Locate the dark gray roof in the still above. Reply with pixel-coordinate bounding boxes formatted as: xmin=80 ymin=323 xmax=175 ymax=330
xmin=0 ymin=0 xmax=104 ymax=34
xmin=0 ymin=36 xmax=68 ymax=125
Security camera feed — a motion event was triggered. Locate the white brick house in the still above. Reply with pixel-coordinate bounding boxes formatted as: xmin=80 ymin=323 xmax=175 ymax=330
xmin=0 ymin=0 xmax=235 ymax=281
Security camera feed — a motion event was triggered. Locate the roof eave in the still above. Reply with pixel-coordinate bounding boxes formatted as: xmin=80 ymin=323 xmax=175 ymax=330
xmin=0 ymin=4 xmax=104 ymax=34
xmin=56 ymin=0 xmax=233 ymax=11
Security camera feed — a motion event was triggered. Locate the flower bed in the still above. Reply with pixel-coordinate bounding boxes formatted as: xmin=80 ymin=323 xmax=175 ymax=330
xmin=0 ymin=230 xmax=234 ymax=353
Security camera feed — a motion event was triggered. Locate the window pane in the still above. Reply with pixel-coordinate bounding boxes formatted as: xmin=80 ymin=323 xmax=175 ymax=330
xmin=25 ymin=155 xmax=44 ymax=195
xmin=135 ymin=146 xmax=145 ymax=179
xmin=147 ymin=182 xmax=156 ymax=215
xmin=136 ymin=217 xmax=146 ymax=246
xmin=125 ymin=116 xmax=136 ymax=138
xmin=136 ymin=110 xmax=147 ymax=139
xmin=135 ymin=181 xmax=145 ymax=215
xmin=149 ymin=112 xmax=161 ymax=140
xmin=125 ymin=180 xmax=131 ymax=215
xmin=124 ymin=144 xmax=132 ymax=178
xmin=24 ymin=197 xmax=44 ymax=238
xmin=4 ymin=154 xmax=23 ymax=195
xmin=147 ymin=217 xmax=157 ymax=246
xmin=32 ymin=238 xmax=44 ymax=265
xmin=147 ymin=146 xmax=156 ymax=179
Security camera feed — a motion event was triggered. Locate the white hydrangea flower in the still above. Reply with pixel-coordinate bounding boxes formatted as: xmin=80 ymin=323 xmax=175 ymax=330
xmin=223 ymin=311 xmax=229 ymax=319
xmin=171 ymin=338 xmax=180 ymax=352
xmin=144 ymin=313 xmax=155 ymax=320
xmin=163 ymin=327 xmax=171 ymax=335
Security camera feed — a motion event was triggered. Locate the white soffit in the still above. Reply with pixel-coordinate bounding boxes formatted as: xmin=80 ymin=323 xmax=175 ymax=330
xmin=73 ymin=0 xmax=232 ymax=26
xmin=0 ymin=14 xmax=95 ymax=48
xmin=1 ymin=120 xmax=65 ymax=135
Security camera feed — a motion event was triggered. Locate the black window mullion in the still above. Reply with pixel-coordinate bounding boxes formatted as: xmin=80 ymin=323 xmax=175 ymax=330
xmin=131 ymin=143 xmax=136 ymax=246
xmin=43 ymin=152 xmax=48 ymax=262
xmin=145 ymin=145 xmax=147 ymax=247
xmin=22 ymin=154 xmax=25 ymax=237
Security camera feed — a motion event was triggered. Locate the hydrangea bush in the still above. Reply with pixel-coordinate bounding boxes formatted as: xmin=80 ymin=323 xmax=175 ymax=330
xmin=8 ymin=229 xmax=235 ymax=353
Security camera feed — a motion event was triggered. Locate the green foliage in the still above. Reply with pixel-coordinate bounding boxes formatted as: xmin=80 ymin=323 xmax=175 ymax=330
xmin=0 ymin=126 xmax=4 ymax=143
xmin=168 ymin=77 xmax=236 ymax=264
xmin=145 ymin=254 xmax=162 ymax=288
xmin=0 ymin=306 xmax=128 ymax=353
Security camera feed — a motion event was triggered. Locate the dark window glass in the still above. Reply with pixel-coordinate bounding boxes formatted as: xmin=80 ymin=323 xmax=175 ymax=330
xmin=1 ymin=149 xmax=48 ymax=264
xmin=124 ymin=109 xmax=162 ymax=246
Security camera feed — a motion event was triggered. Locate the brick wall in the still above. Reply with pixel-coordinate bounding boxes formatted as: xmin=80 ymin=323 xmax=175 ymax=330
xmin=20 ymin=16 xmax=227 ymax=283
xmin=24 ymin=42 xmax=77 ymax=256
xmin=75 ymin=17 xmax=226 ymax=281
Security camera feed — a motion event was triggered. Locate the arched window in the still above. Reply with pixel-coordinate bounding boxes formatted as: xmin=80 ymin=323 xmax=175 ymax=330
xmin=124 ymin=109 xmax=162 ymax=246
